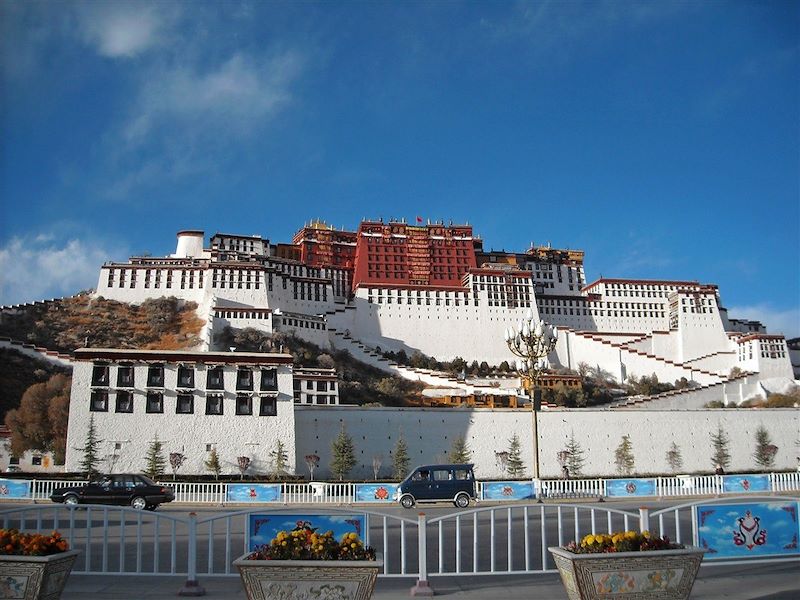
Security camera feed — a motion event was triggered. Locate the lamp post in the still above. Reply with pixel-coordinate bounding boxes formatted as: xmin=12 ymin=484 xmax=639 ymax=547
xmin=504 ymin=310 xmax=558 ymax=481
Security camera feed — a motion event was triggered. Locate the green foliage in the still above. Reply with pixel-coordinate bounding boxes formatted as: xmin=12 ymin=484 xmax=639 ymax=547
xmin=506 ymin=434 xmax=526 ymax=477
xmin=4 ymin=373 xmax=71 ymax=464
xmin=542 ymin=383 xmax=587 ymax=408
xmin=614 ymin=435 xmax=635 ymax=476
xmin=78 ymin=415 xmax=103 ymax=479
xmin=753 ymin=426 xmax=778 ymax=468
xmin=625 ymin=373 xmax=675 ymax=396
xmin=564 ymin=432 xmax=586 ymax=477
xmin=270 ymin=439 xmax=289 ymax=477
xmin=448 ymin=436 xmax=471 ymax=464
xmin=204 ymin=448 xmax=222 ymax=480
xmin=710 ymin=425 xmax=732 ymax=470
xmin=392 ymin=435 xmax=410 ymax=479
xmin=704 ymin=400 xmax=726 ymax=408
xmin=330 ymin=424 xmax=356 ymax=481
xmin=665 ymin=442 xmax=683 ymax=473
xmin=144 ymin=434 xmax=166 ymax=480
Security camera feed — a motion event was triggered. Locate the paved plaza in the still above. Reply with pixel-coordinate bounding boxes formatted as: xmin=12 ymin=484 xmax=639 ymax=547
xmin=61 ymin=561 xmax=799 ymax=599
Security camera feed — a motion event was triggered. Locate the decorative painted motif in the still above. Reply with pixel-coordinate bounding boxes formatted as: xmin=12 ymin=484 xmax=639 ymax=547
xmin=721 ymin=474 xmax=770 ymax=493
xmin=483 ymin=481 xmax=535 ymax=501
xmin=353 ymin=484 xmax=398 ymax=503
xmin=0 ymin=575 xmax=26 ymax=599
xmin=594 ymin=571 xmax=635 ymax=593
xmin=0 ymin=480 xmax=31 ymax=499
xmin=248 ymin=514 xmax=366 ymax=552
xmin=697 ymin=501 xmax=800 ymax=559
xmin=605 ymin=478 xmax=657 ymax=498
xmin=227 ymin=483 xmax=281 ymax=503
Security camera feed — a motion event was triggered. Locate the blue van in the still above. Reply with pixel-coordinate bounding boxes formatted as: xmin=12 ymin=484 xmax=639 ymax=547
xmin=395 ymin=463 xmax=477 ymax=508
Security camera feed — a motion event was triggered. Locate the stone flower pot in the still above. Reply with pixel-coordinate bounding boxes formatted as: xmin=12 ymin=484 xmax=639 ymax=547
xmin=548 ymin=545 xmax=704 ymax=600
xmin=0 ymin=549 xmax=80 ymax=600
xmin=233 ymin=552 xmax=383 ymax=600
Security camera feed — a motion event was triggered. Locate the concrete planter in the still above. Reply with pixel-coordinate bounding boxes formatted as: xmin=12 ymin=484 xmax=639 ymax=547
xmin=234 ymin=553 xmax=382 ymax=600
xmin=0 ymin=550 xmax=80 ymax=600
xmin=548 ymin=545 xmax=704 ymax=600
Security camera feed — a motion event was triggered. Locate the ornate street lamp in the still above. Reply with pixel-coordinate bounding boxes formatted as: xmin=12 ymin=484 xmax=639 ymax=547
xmin=504 ymin=309 xmax=558 ymax=480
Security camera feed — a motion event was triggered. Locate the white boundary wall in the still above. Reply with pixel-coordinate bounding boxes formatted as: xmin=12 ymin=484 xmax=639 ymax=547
xmin=294 ymin=406 xmax=799 ymax=480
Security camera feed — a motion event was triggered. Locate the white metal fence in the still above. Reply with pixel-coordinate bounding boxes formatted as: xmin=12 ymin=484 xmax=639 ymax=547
xmin=2 ymin=496 xmax=798 ymax=591
xmin=17 ymin=471 xmax=800 ymax=504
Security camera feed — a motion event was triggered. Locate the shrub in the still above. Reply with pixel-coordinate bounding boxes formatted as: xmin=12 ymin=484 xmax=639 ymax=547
xmin=0 ymin=529 xmax=70 ymax=556
xmin=247 ymin=521 xmax=375 ymax=561
xmin=564 ymin=530 xmax=682 ymax=554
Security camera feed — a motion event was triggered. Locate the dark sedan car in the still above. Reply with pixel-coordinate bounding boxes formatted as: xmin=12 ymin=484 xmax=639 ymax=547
xmin=50 ymin=474 xmax=175 ymax=510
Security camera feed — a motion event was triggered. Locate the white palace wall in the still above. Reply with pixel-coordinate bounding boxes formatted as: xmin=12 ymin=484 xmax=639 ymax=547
xmin=294 ymin=406 xmax=799 ymax=480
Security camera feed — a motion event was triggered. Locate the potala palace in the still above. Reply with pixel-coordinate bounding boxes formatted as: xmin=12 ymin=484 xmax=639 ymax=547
xmin=58 ymin=221 xmax=798 ymax=478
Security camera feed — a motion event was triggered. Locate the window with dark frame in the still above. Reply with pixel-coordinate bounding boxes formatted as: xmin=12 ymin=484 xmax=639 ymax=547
xmin=205 ymin=395 xmax=223 ymax=415
xmin=260 ymin=368 xmax=278 ymax=391
xmin=147 ymin=365 xmax=164 ymax=387
xmin=236 ymin=394 xmax=253 ymax=415
xmin=206 ymin=366 xmax=224 ymax=390
xmin=236 ymin=369 xmax=253 ymax=391
xmin=259 ymin=396 xmax=277 ymax=416
xmin=117 ymin=365 xmax=134 ymax=388
xmin=176 ymin=393 xmax=194 ymax=414
xmin=92 ymin=364 xmax=109 ymax=386
xmin=115 ymin=391 xmax=133 ymax=413
xmin=146 ymin=392 xmax=163 ymax=414
xmin=178 ymin=365 xmax=194 ymax=388
xmin=90 ymin=390 xmax=108 ymax=412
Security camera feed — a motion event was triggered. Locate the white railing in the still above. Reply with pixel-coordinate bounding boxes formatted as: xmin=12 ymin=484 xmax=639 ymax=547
xmin=3 ymin=496 xmax=798 ymax=592
xmin=12 ymin=471 xmax=800 ymax=505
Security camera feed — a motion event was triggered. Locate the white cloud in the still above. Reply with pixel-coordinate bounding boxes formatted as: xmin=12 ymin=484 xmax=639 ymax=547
xmin=0 ymin=236 xmax=124 ymax=305
xmin=727 ymin=304 xmax=800 ymax=339
xmin=75 ymin=2 xmax=174 ymax=58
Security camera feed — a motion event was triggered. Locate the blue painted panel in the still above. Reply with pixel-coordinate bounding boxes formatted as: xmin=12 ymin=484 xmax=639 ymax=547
xmin=721 ymin=474 xmax=771 ymax=493
xmin=0 ymin=479 xmax=31 ymax=499
xmin=248 ymin=513 xmax=366 ymax=551
xmin=354 ymin=483 xmax=398 ymax=503
xmin=697 ymin=501 xmax=800 ymax=559
xmin=605 ymin=478 xmax=657 ymax=497
xmin=227 ymin=483 xmax=281 ymax=503
xmin=483 ymin=481 xmax=535 ymax=501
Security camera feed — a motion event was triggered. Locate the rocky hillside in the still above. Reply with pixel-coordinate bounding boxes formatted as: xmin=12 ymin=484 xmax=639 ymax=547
xmin=0 ymin=348 xmax=70 ymax=419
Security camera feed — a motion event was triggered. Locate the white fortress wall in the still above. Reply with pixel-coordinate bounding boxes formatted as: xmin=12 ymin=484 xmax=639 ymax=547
xmin=683 ymin=352 xmax=738 ymax=375
xmin=294 ymin=406 xmax=800 ymax=480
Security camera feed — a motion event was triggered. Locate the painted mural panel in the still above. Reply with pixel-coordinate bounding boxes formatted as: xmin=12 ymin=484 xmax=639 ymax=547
xmin=354 ymin=483 xmax=398 ymax=503
xmin=484 ymin=481 xmax=535 ymax=501
xmin=227 ymin=483 xmax=281 ymax=503
xmin=0 ymin=480 xmax=30 ymax=499
xmin=605 ymin=478 xmax=657 ymax=498
xmin=248 ymin=513 xmax=366 ymax=552
xmin=697 ymin=501 xmax=799 ymax=559
xmin=721 ymin=474 xmax=771 ymax=493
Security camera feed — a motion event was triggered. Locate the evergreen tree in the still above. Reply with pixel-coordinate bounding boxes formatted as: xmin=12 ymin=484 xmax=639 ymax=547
xmin=270 ymin=439 xmax=289 ymax=477
xmin=506 ymin=434 xmax=526 ymax=477
xmin=392 ymin=435 xmax=410 ymax=479
xmin=77 ymin=414 xmax=103 ymax=479
xmin=143 ymin=434 xmax=166 ymax=480
xmin=753 ymin=426 xmax=778 ymax=468
xmin=564 ymin=432 xmax=586 ymax=477
xmin=448 ymin=436 xmax=471 ymax=464
xmin=710 ymin=424 xmax=732 ymax=470
xmin=330 ymin=424 xmax=356 ymax=481
xmin=204 ymin=447 xmax=222 ymax=480
xmin=614 ymin=435 xmax=635 ymax=476
xmin=666 ymin=442 xmax=683 ymax=473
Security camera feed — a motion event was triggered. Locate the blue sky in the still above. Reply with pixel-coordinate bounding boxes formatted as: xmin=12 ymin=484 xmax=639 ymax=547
xmin=1 ymin=1 xmax=798 ymax=336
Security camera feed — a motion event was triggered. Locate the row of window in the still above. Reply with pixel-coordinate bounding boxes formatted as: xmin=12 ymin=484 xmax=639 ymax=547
xmin=91 ymin=364 xmax=278 ymax=391
xmin=89 ymin=391 xmax=278 ymax=416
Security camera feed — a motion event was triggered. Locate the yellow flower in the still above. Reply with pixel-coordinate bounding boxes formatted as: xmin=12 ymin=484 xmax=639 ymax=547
xmin=583 ymin=534 xmax=595 ymax=545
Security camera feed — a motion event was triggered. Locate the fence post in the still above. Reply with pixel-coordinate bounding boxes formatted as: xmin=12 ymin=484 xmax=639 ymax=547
xmin=410 ymin=512 xmax=434 ymax=597
xmin=178 ymin=512 xmax=206 ymax=596
xmin=638 ymin=507 xmax=650 ymax=534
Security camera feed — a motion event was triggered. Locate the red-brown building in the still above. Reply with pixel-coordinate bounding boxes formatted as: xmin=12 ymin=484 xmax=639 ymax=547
xmin=351 ymin=220 xmax=479 ymax=289
xmin=292 ymin=221 xmax=357 ymax=269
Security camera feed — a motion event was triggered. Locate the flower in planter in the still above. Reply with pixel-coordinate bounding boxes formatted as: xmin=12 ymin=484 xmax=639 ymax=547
xmin=248 ymin=521 xmax=376 ymax=561
xmin=0 ymin=529 xmax=70 ymax=556
xmin=564 ymin=530 xmax=683 ymax=554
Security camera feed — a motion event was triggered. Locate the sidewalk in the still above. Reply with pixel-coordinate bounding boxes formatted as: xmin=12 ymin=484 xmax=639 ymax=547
xmin=62 ymin=561 xmax=799 ymax=599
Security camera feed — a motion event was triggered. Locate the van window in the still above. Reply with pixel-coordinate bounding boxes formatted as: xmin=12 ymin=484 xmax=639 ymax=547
xmin=454 ymin=469 xmax=471 ymax=480
xmin=412 ymin=470 xmax=430 ymax=481
xmin=432 ymin=470 xmax=450 ymax=481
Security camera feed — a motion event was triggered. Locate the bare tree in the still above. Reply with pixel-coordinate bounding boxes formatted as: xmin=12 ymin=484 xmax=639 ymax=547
xmin=372 ymin=455 xmax=383 ymax=480
xmin=169 ymin=452 xmax=186 ymax=481
xmin=305 ymin=454 xmax=320 ymax=480
xmin=495 ymin=451 xmax=509 ymax=475
xmin=237 ymin=456 xmax=251 ymax=480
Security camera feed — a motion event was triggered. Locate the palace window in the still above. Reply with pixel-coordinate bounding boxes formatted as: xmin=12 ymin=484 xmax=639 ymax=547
xmin=90 ymin=390 xmax=108 ymax=412
xmin=177 ymin=366 xmax=194 ymax=388
xmin=176 ymin=393 xmax=194 ymax=414
xmin=146 ymin=392 xmax=163 ymax=414
xmin=236 ymin=394 xmax=253 ymax=415
xmin=207 ymin=367 xmax=224 ymax=390
xmin=260 ymin=397 xmax=277 ymax=416
xmin=260 ymin=368 xmax=278 ymax=391
xmin=117 ymin=365 xmax=134 ymax=388
xmin=147 ymin=365 xmax=164 ymax=387
xmin=205 ymin=395 xmax=223 ymax=416
xmin=92 ymin=364 xmax=109 ymax=386
xmin=115 ymin=391 xmax=133 ymax=413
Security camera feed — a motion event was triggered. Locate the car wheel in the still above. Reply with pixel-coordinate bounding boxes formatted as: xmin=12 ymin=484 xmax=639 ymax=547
xmin=145 ymin=504 xmax=157 ymax=511
xmin=64 ymin=494 xmax=79 ymax=506
xmin=131 ymin=496 xmax=147 ymax=510
xmin=454 ymin=493 xmax=470 ymax=509
xmin=400 ymin=494 xmax=415 ymax=509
